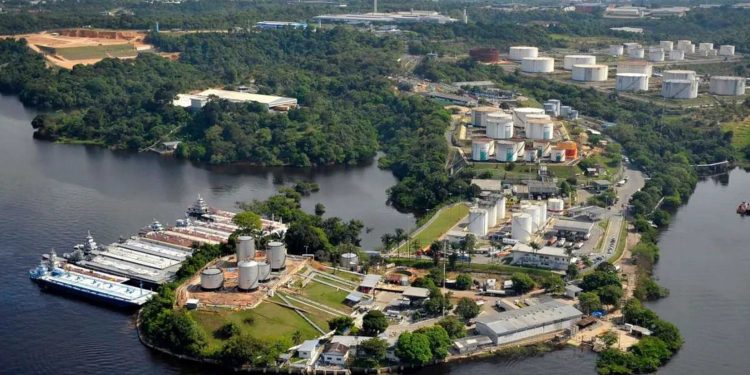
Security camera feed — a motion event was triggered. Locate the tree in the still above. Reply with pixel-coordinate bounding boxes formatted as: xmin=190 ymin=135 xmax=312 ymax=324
xmin=395 ymin=332 xmax=433 ymax=365
xmin=511 ymin=273 xmax=536 ymax=294
xmin=430 ymin=240 xmax=442 ymax=266
xmin=215 ymin=322 xmax=240 ymax=339
xmin=355 ymin=338 xmax=388 ymax=368
xmin=581 ymin=270 xmax=620 ymax=291
xmin=601 ymin=330 xmax=619 ymax=348
xmin=424 ymin=290 xmax=452 ymax=317
xmin=566 ymin=263 xmax=580 ymax=280
xmin=219 ymin=334 xmax=259 ymax=368
xmin=232 ymin=211 xmax=262 ymax=231
xmin=460 ymin=234 xmax=476 ymax=260
xmin=578 ymin=291 xmax=602 ymax=314
xmin=448 ymin=252 xmax=458 ymax=271
xmin=541 ymin=274 xmax=565 ymax=294
xmin=455 ymin=297 xmax=480 ymax=321
xmin=291 ymin=330 xmax=303 ymax=345
xmin=362 ymin=310 xmax=389 ymax=336
xmin=598 ymin=284 xmax=624 ymax=307
xmin=455 ymin=274 xmax=472 ymax=291
xmin=381 ymin=233 xmax=394 ymax=253
xmin=327 ymin=316 xmax=354 ymax=334
xmin=415 ymin=326 xmax=452 ymax=360
xmin=314 ymin=203 xmax=326 ymax=216
xmin=438 ymin=316 xmax=467 ymax=339
xmin=651 ymin=320 xmax=683 ymax=352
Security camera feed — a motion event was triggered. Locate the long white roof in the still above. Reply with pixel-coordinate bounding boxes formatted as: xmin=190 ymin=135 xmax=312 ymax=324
xmin=174 ymin=89 xmax=297 ymax=108
xmin=476 ymin=300 xmax=582 ymax=335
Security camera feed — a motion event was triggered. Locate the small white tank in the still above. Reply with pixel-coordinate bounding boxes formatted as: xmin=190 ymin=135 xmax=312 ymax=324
xmin=267 ymin=241 xmax=287 ymax=271
xmin=571 ymin=64 xmax=608 ymax=82
xmin=609 ymin=45 xmax=624 ymax=56
xmin=698 ymin=43 xmax=714 ymax=52
xmin=471 ymin=106 xmax=501 ymax=127
xmin=628 ymin=47 xmax=645 ymax=59
xmin=238 ymin=260 xmax=259 ymax=291
xmin=495 ymin=196 xmax=507 ymax=221
xmin=664 ymin=70 xmax=697 ymax=81
xmin=618 ymin=61 xmax=653 ymax=76
xmin=258 ymin=262 xmax=271 ymax=282
xmin=719 ymin=45 xmax=735 ymax=56
xmin=509 ymin=46 xmax=538 ymax=60
xmin=522 ymin=204 xmax=541 ymax=232
xmin=662 ymin=79 xmax=699 ymax=99
xmin=200 ymin=268 xmax=224 ymax=290
xmin=468 ymin=208 xmax=488 ymax=237
xmin=511 ymin=213 xmax=533 ymax=243
xmin=563 ymin=55 xmax=596 ymax=70
xmin=550 ymin=148 xmax=566 ymax=162
xmin=668 ymin=50 xmax=685 ymax=61
xmin=709 ymin=76 xmax=746 ymax=96
xmin=495 ymin=141 xmax=522 ymax=162
xmin=616 ymin=73 xmax=649 ymax=92
xmin=340 ymin=252 xmax=359 ymax=269
xmin=547 ymin=198 xmax=565 ymax=213
xmin=521 ymin=57 xmax=554 ymax=73
xmin=485 ymin=112 xmax=514 ymax=139
xmin=237 ymin=235 xmax=255 ymax=263
xmin=648 ymin=49 xmax=665 ymax=62
xmin=537 ymin=201 xmax=547 ymax=228
xmin=659 ymin=41 xmax=674 ymax=51
xmin=472 ymin=138 xmax=494 ymax=161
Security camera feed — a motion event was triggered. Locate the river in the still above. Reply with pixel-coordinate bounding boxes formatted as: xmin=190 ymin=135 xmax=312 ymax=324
xmin=1 ymin=92 xmax=748 ymax=374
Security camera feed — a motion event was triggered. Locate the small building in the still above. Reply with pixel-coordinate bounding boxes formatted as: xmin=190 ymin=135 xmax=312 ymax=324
xmin=345 ymin=291 xmax=365 ymax=306
xmin=625 ymin=323 xmax=653 ymax=337
xmin=255 ymin=21 xmax=308 ymax=30
xmin=423 ymin=92 xmax=478 ymax=107
xmin=358 ymin=274 xmax=381 ymax=293
xmin=526 ymin=181 xmax=559 ymax=198
xmin=321 ymin=342 xmax=350 ymax=365
xmin=297 ymin=339 xmax=322 ymax=360
xmin=155 ymin=141 xmax=181 ymax=154
xmin=475 ymin=300 xmax=583 ymax=345
xmin=470 ymin=179 xmax=504 ymax=193
xmin=554 ymin=219 xmax=595 ymax=238
xmin=453 ymin=335 xmax=494 ymax=354
xmin=185 ymin=298 xmax=199 ymax=309
xmin=565 ymin=284 xmax=583 ymax=298
xmin=402 ymin=286 xmax=431 ymax=302
xmin=511 ymin=243 xmax=572 ymax=270
xmin=592 ymin=180 xmax=612 ymax=192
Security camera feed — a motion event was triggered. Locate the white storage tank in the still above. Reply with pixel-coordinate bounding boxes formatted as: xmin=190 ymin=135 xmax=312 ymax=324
xmin=648 ymin=49 xmax=665 ymax=62
xmin=550 ymin=147 xmax=566 ymax=162
xmin=662 ymin=79 xmax=699 ymax=99
xmin=659 ymin=41 xmax=674 ymax=51
xmin=521 ymin=57 xmax=554 ymax=73
xmin=527 ymin=119 xmax=554 ymax=140
xmin=485 ymin=112 xmax=514 ymax=139
xmin=571 ymin=64 xmax=608 ymax=82
xmin=537 ymin=201 xmax=547 ymax=228
xmin=267 ymin=241 xmax=287 ymax=271
xmin=563 ymin=55 xmax=596 ymax=70
xmin=471 ymin=138 xmax=494 ymax=161
xmin=509 ymin=46 xmax=538 ymax=60
xmin=628 ymin=47 xmax=645 ymax=59
xmin=340 ymin=252 xmax=359 ymax=269
xmin=698 ymin=43 xmax=714 ymax=52
xmin=668 ymin=50 xmax=685 ymax=61
xmin=676 ymin=40 xmax=693 ymax=52
xmin=512 ymin=107 xmax=546 ymax=127
xmin=495 ymin=196 xmax=507 ymax=221
xmin=618 ymin=60 xmax=653 ymax=76
xmin=468 ymin=208 xmax=488 ymax=237
xmin=547 ymin=198 xmax=565 ymax=213
xmin=522 ymin=204 xmax=541 ymax=232
xmin=471 ymin=106 xmax=501 ymax=127
xmin=481 ymin=201 xmax=497 ymax=228
xmin=258 ymin=262 xmax=271 ymax=282
xmin=719 ymin=45 xmax=735 ymax=56
xmin=609 ymin=45 xmax=624 ymax=56
xmin=200 ymin=268 xmax=224 ymax=291
xmin=709 ymin=76 xmax=746 ymax=96
xmin=616 ymin=73 xmax=650 ymax=92
xmin=495 ymin=140 xmax=523 ymax=162
xmin=664 ymin=70 xmax=697 ymax=81
xmin=237 ymin=235 xmax=255 ymax=263
xmin=511 ymin=213 xmax=533 ymax=243
xmin=238 ymin=260 xmax=259 ymax=291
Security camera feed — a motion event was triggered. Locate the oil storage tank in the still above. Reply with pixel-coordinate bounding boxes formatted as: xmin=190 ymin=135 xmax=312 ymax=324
xmin=495 ymin=140 xmax=524 ymax=162
xmin=547 ymin=198 xmax=564 ymax=213
xmin=616 ymin=73 xmax=649 ymax=92
xmin=511 ymin=213 xmax=533 ymax=243
xmin=659 ymin=41 xmax=674 ymax=51
xmin=469 ymin=48 xmax=500 ymax=63
xmin=668 ymin=50 xmax=685 ymax=61
xmin=258 ymin=262 xmax=271 ymax=282
xmin=468 ymin=208 xmax=488 ymax=237
xmin=662 ymin=79 xmax=699 ymax=99
xmin=238 ymin=260 xmax=259 ymax=291
xmin=627 ymin=47 xmax=645 ymax=59
xmin=709 ymin=76 xmax=746 ymax=96
xmin=664 ymin=70 xmax=697 ymax=81
xmin=618 ymin=60 xmax=652 ymax=76
xmin=472 ymin=138 xmax=494 ymax=161
xmin=495 ymin=196 xmax=507 ymax=221
xmin=509 ymin=46 xmax=538 ymax=60
xmin=526 ymin=118 xmax=554 ymax=141
xmin=521 ymin=57 xmax=554 ymax=73
xmin=719 ymin=45 xmax=735 ymax=56
xmin=481 ymin=201 xmax=497 ymax=228
xmin=267 ymin=241 xmax=287 ymax=271
xmin=609 ymin=45 xmax=624 ymax=56
xmin=571 ymin=64 xmax=608 ymax=82
xmin=512 ymin=107 xmax=545 ymax=127
xmin=698 ymin=43 xmax=714 ymax=52
xmin=523 ymin=204 xmax=541 ymax=232
xmin=563 ymin=55 xmax=596 ymax=70
xmin=340 ymin=252 xmax=359 ymax=269
xmin=200 ymin=268 xmax=224 ymax=291
xmin=648 ymin=48 xmax=665 ymax=62
xmin=471 ymin=106 xmax=501 ymax=127
xmin=237 ymin=235 xmax=255 ymax=263
xmin=485 ymin=112 xmax=514 ymax=139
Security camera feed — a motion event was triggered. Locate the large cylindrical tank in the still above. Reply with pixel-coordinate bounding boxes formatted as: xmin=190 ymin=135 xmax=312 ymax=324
xmin=648 ymin=49 xmax=665 ymax=62
xmin=237 ymin=235 xmax=255 ymax=263
xmin=609 ymin=45 xmax=624 ymax=56
xmin=471 ymin=138 xmax=493 ymax=161
xmin=521 ymin=57 xmax=554 ymax=73
xmin=676 ymin=40 xmax=693 ymax=52
xmin=662 ymin=79 xmax=699 ymax=99
xmin=618 ymin=60 xmax=652 ymax=76
xmin=509 ymin=46 xmax=538 ymax=60
xmin=522 ymin=204 xmax=541 ymax=232
xmin=200 ymin=268 xmax=224 ymax=291
xmin=616 ymin=73 xmax=649 ymax=92
xmin=485 ymin=112 xmax=514 ymax=139
xmin=563 ymin=55 xmax=596 ymax=70
xmin=557 ymin=141 xmax=578 ymax=159
xmin=659 ymin=41 xmax=673 ymax=51
xmin=698 ymin=42 xmax=714 ymax=52
xmin=469 ymin=47 xmax=500 ymax=63
xmin=548 ymin=198 xmax=564 ymax=213
xmin=258 ymin=262 xmax=271 ymax=282
xmin=627 ymin=47 xmax=645 ymax=59
xmin=709 ymin=76 xmax=746 ymax=96
xmin=719 ymin=45 xmax=735 ymax=56
xmin=524 ymin=114 xmax=551 ymax=138
xmin=536 ymin=202 xmax=547 ymax=229
xmin=481 ymin=202 xmax=497 ymax=228
xmin=468 ymin=208 xmax=488 ymax=236
xmin=526 ymin=119 xmax=554 ymax=140
xmin=668 ymin=49 xmax=685 ymax=61
xmin=511 ymin=213 xmax=533 ymax=243
xmin=664 ymin=70 xmax=697 ymax=81
xmin=340 ymin=252 xmax=359 ymax=269
xmin=471 ymin=106 xmax=501 ymax=127
xmin=572 ymin=64 xmax=608 ymax=82
xmin=512 ymin=107 xmax=545 ymax=127
xmin=495 ymin=196 xmax=507 ymax=221
xmin=550 ymin=147 xmax=566 ymax=162
xmin=495 ymin=141 xmax=520 ymax=162
xmin=238 ymin=260 xmax=259 ymax=291
xmin=267 ymin=241 xmax=287 ymax=271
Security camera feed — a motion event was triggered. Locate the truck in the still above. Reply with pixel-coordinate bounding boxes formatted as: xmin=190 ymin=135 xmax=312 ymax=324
xmin=557 ymin=238 xmax=566 ymax=247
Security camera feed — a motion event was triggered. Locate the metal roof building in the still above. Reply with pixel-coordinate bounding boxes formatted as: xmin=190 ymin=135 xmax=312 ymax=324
xmin=475 ymin=300 xmax=582 ymax=345
xmin=402 ymin=286 xmax=431 ymax=299
xmin=358 ymin=274 xmax=381 ymax=293
xmin=173 ymin=89 xmax=298 ymax=110
xmin=553 ymin=219 xmax=595 ymax=235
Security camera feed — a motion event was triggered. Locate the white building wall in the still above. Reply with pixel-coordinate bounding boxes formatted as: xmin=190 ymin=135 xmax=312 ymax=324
xmin=478 ymin=318 xmax=579 ymax=345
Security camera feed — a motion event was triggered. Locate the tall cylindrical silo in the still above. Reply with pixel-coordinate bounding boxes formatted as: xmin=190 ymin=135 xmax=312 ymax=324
xmin=468 ymin=208 xmax=488 ymax=237
xmin=238 ymin=260 xmax=259 ymax=291
xmin=237 ymin=235 xmax=255 ymax=263
xmin=495 ymin=196 xmax=507 ymax=221
xmin=267 ymin=241 xmax=287 ymax=271
xmin=511 ymin=213 xmax=533 ymax=243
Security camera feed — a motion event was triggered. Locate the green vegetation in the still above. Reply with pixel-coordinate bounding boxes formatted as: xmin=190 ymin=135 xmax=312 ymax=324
xmin=395 ymin=325 xmax=452 ymax=365
xmin=722 ymin=117 xmax=750 ymax=163
xmin=395 ymin=203 xmax=468 ymax=253
xmin=352 ymin=338 xmax=388 ymax=368
xmin=300 ymin=282 xmax=351 ymax=313
xmin=511 ymin=273 xmax=536 ymax=294
xmin=438 ymin=316 xmax=467 ymax=339
xmin=362 ymin=310 xmax=389 ymax=337
xmin=327 ymin=316 xmax=354 ymax=335
xmin=53 ymin=44 xmax=137 ymax=60
xmin=455 ymin=297 xmax=480 ymax=321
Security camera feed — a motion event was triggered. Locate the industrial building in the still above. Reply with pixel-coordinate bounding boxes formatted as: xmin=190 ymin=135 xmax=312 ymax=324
xmin=510 ymin=243 xmax=571 ymax=270
xmin=255 ymin=21 xmax=307 ymax=30
xmin=173 ymin=89 xmax=298 ymax=110
xmin=475 ymin=300 xmax=583 ymax=345
xmin=553 ymin=219 xmax=594 ymax=238
xmin=314 ymin=10 xmax=456 ymax=24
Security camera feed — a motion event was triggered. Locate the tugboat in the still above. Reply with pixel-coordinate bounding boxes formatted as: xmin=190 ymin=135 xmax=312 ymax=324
xmin=737 ymin=202 xmax=749 ymax=216
xmin=187 ymin=194 xmax=210 ymax=217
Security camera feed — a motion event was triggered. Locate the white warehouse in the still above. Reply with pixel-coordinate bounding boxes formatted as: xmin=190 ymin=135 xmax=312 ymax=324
xmin=475 ymin=300 xmax=583 ymax=345
xmin=510 ymin=243 xmax=571 ymax=270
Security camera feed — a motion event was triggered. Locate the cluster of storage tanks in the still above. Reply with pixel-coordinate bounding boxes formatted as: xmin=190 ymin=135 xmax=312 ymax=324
xmin=510 ymin=200 xmax=552 ymax=243
xmin=661 ymin=70 xmax=699 ymax=99
xmin=468 ymin=196 xmax=507 ymax=237
xmin=611 ymin=40 xmax=735 ymax=60
xmin=199 ymin=236 xmax=287 ymax=291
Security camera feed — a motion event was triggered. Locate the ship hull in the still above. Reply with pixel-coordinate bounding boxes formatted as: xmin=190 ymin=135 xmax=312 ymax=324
xmin=31 ymin=278 xmax=143 ymax=310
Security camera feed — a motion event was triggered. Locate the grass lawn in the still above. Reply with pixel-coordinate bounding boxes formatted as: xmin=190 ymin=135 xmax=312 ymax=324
xmin=301 ymin=281 xmax=352 ymax=313
xmin=722 ymin=117 xmax=750 ymax=157
xmin=397 ymin=203 xmax=469 ymax=252
xmin=320 ymin=267 xmax=362 ymax=283
xmin=55 ymin=44 xmax=136 ymax=60
xmin=611 ymin=220 xmax=628 ymax=263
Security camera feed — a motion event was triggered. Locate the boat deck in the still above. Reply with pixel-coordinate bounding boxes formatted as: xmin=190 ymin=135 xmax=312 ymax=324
xmin=40 ymin=269 xmax=155 ymax=305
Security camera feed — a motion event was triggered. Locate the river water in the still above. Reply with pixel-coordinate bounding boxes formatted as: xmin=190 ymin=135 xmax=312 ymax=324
xmin=1 ymin=92 xmax=747 ymax=374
